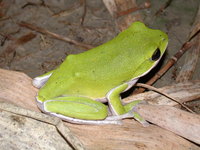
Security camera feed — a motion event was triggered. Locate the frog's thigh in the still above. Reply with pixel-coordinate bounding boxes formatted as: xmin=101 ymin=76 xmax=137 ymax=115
xmin=107 ymin=83 xmax=129 ymax=115
xmin=43 ymin=96 xmax=108 ymax=120
xmin=33 ymin=70 xmax=54 ymax=88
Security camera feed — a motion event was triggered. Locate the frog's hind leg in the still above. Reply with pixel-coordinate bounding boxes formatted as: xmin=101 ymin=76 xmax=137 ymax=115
xmin=33 ymin=70 xmax=54 ymax=88
xmin=41 ymin=96 xmax=121 ymax=125
xmin=106 ymin=83 xmax=149 ymax=127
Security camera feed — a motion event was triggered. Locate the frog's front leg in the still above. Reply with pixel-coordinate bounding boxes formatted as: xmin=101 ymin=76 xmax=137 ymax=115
xmin=38 ymin=96 xmax=121 ymax=125
xmin=107 ymin=83 xmax=149 ymax=127
xmin=33 ymin=70 xmax=54 ymax=88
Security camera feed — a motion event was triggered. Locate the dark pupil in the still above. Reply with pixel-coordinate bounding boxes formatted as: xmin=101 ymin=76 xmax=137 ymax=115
xmin=151 ymin=48 xmax=161 ymax=61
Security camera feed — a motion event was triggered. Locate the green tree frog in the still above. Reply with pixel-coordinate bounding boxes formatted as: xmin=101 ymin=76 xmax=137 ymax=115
xmin=33 ymin=22 xmax=168 ymax=125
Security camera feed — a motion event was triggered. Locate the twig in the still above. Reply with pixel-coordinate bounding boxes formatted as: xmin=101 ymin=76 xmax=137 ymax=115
xmin=80 ymin=0 xmax=87 ymax=25
xmin=0 ymin=29 xmax=20 ymax=41
xmin=18 ymin=21 xmax=94 ymax=50
xmin=21 ymin=2 xmax=39 ymax=9
xmin=116 ymin=0 xmax=151 ymax=18
xmin=52 ymin=0 xmax=84 ymax=17
xmin=136 ymin=83 xmax=195 ymax=113
xmin=0 ymin=32 xmax=36 ymax=67
xmin=0 ymin=36 xmax=7 ymax=46
xmin=21 ymin=0 xmax=53 ymax=15
xmin=0 ymin=32 xmax=36 ymax=58
xmin=124 ymin=80 xmax=200 ymax=106
xmin=0 ymin=33 xmax=15 ymax=46
xmin=155 ymin=0 xmax=173 ymax=16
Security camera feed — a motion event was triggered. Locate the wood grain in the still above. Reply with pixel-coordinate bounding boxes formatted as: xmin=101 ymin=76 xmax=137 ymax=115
xmin=0 ymin=68 xmax=199 ymax=150
xmin=0 ymin=68 xmax=39 ymax=111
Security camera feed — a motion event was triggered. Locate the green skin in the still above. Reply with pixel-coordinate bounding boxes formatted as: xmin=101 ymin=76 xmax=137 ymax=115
xmin=33 ymin=22 xmax=168 ymax=125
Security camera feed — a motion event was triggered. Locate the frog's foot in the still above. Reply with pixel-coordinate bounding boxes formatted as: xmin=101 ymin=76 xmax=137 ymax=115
xmin=38 ymin=96 xmax=121 ymax=125
xmin=33 ymin=70 xmax=54 ymax=88
xmin=107 ymin=83 xmax=149 ymax=127
xmin=124 ymin=101 xmax=150 ymax=127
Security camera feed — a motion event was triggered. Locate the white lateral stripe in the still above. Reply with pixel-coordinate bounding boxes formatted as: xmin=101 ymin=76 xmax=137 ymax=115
xmin=44 ymin=109 xmax=121 ymax=125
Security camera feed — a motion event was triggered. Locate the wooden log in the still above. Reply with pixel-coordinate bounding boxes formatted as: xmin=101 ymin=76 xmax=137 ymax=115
xmin=66 ymin=119 xmax=199 ymax=150
xmin=176 ymin=4 xmax=200 ymax=82
xmin=0 ymin=68 xmax=39 ymax=111
xmin=135 ymin=104 xmax=200 ymax=144
xmin=0 ymin=68 xmax=199 ymax=150
xmin=124 ymin=80 xmax=200 ymax=106
xmin=0 ymin=101 xmax=86 ymax=150
xmin=103 ymin=0 xmax=144 ymax=31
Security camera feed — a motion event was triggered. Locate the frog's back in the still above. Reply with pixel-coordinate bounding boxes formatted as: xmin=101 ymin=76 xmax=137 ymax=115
xmin=41 ymin=22 xmax=168 ymax=99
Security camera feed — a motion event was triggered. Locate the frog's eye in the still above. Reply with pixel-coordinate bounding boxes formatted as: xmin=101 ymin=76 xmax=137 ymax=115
xmin=151 ymin=48 xmax=161 ymax=61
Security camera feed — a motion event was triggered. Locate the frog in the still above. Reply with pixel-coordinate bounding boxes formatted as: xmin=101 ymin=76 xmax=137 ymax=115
xmin=33 ymin=21 xmax=168 ymax=125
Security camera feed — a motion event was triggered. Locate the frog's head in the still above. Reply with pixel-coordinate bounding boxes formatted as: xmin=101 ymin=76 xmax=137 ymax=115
xmin=128 ymin=21 xmax=168 ymax=78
